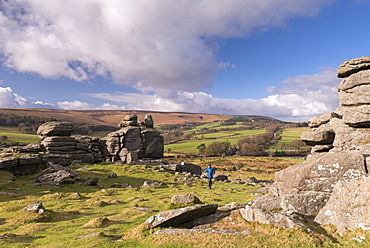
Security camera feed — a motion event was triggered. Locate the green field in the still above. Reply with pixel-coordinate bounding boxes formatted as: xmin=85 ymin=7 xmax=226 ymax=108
xmin=0 ymin=126 xmax=39 ymax=144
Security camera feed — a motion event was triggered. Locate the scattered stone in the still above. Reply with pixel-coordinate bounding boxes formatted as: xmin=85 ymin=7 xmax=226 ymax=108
xmin=81 ymin=177 xmax=99 ymax=186
xmin=106 ymin=173 xmax=118 ymax=178
xmin=77 ymin=233 xmax=102 ymax=239
xmin=131 ymin=206 xmax=152 ymax=212
xmin=171 ymin=194 xmax=201 ymax=205
xmin=24 ymin=201 xmax=45 ymax=214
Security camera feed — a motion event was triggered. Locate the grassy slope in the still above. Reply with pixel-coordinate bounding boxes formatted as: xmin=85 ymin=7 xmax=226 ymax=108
xmin=0 ymin=126 xmax=39 ymax=144
xmin=0 ymin=158 xmax=367 ymax=248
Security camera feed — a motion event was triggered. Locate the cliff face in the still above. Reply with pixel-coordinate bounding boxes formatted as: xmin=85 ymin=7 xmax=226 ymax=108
xmin=251 ymin=56 xmax=370 ymax=233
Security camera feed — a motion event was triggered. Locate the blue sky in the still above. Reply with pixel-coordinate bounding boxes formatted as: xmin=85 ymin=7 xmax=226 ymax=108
xmin=1 ymin=0 xmax=370 ymax=121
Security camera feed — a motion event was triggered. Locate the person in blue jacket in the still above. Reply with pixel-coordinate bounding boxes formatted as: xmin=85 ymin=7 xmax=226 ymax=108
xmin=205 ymin=164 xmax=216 ymax=189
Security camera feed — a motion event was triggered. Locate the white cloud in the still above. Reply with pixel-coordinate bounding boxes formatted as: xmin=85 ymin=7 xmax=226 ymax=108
xmin=0 ymin=86 xmax=55 ymax=108
xmin=86 ymin=67 xmax=340 ymax=121
xmin=0 ymin=0 xmax=331 ymax=92
xmin=0 ymin=66 xmax=340 ymax=121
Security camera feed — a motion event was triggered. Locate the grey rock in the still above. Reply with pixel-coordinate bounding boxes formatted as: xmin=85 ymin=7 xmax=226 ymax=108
xmin=144 ymin=115 xmax=154 ymax=128
xmin=24 ymin=201 xmax=45 ymax=214
xmin=213 ymin=174 xmax=228 ymax=181
xmin=153 ymin=228 xmax=250 ymax=236
xmin=171 ymin=194 xmax=201 ymax=205
xmin=301 ymin=130 xmax=335 ymax=146
xmin=240 ymin=206 xmax=314 ymax=232
xmin=337 ymin=56 xmax=370 ymax=78
xmin=339 ymin=84 xmax=370 ymax=106
xmin=315 ymin=175 xmax=370 ymax=234
xmin=217 ymin=202 xmax=248 ymax=212
xmin=81 ymin=177 xmax=99 ymax=186
xmin=37 ymin=122 xmax=75 ymax=137
xmin=144 ymin=204 xmax=218 ymax=229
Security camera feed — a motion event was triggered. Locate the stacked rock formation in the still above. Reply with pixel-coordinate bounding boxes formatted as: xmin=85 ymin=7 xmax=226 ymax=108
xmin=38 ymin=122 xmax=106 ymax=165
xmin=103 ymin=114 xmax=164 ymax=162
xmin=251 ymin=57 xmax=370 ymax=232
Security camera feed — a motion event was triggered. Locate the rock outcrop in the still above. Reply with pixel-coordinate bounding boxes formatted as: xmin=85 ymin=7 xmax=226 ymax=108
xmin=103 ymin=114 xmax=163 ymax=162
xmin=251 ymin=56 xmax=370 ymax=232
xmin=38 ymin=122 xmax=106 ymax=164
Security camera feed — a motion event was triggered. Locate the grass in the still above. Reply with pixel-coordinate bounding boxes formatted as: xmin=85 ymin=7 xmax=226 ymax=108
xmin=0 ymin=126 xmax=39 ymax=144
xmin=0 ymin=156 xmax=369 ymax=247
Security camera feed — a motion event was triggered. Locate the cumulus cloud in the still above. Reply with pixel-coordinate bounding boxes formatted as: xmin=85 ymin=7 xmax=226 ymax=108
xmin=86 ymin=67 xmax=341 ymax=120
xmin=0 ymin=0 xmax=330 ymax=92
xmin=0 ymin=66 xmax=340 ymax=120
xmin=0 ymin=86 xmax=54 ymax=108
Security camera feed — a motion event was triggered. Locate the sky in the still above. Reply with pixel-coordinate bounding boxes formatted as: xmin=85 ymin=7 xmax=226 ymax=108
xmin=1 ymin=0 xmax=370 ymax=121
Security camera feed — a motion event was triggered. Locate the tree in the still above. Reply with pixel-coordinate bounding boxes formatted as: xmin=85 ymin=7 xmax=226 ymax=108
xmin=204 ymin=141 xmax=231 ymax=156
xmin=196 ymin=143 xmax=206 ymax=155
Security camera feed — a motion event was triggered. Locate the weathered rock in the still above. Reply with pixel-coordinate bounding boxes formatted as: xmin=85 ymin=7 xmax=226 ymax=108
xmin=240 ymin=206 xmax=313 ymax=231
xmin=144 ymin=204 xmax=218 ymax=229
xmin=213 ymin=174 xmax=228 ymax=181
xmin=81 ymin=177 xmax=99 ymax=186
xmin=37 ymin=122 xmax=75 ymax=137
xmin=141 ymin=129 xmax=164 ymax=158
xmin=342 ymin=105 xmax=370 ymax=127
xmin=144 ymin=115 xmax=154 ymax=128
xmin=106 ymin=173 xmax=118 ymax=179
xmin=217 ymin=202 xmax=248 ymax=212
xmin=103 ymin=115 xmax=163 ymax=163
xmin=142 ymin=180 xmax=167 ymax=187
xmin=315 ymin=175 xmax=370 ymax=234
xmin=41 ymin=154 xmax=75 ymax=166
xmin=252 ymin=150 xmax=367 ymax=216
xmin=24 ymin=201 xmax=44 ymax=211
xmin=153 ymin=228 xmax=250 ymax=236
xmin=36 ymin=162 xmax=77 ymax=185
xmin=337 ymin=56 xmax=370 ymax=78
xmin=301 ymin=130 xmax=335 ymax=146
xmin=0 ymin=155 xmax=41 ymax=176
xmin=118 ymin=114 xmax=138 ymax=128
xmin=338 ymin=84 xmax=370 ymax=106
xmin=274 ymin=150 xmax=366 ymax=194
xmin=171 ymin=194 xmax=201 ymax=205
xmin=338 ymin=69 xmax=370 ymax=91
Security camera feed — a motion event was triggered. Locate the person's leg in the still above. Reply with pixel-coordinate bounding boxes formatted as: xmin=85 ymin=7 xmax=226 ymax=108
xmin=208 ymin=177 xmax=212 ymax=189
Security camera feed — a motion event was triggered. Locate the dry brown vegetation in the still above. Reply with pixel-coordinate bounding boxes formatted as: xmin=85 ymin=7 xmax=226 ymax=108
xmin=0 ymin=108 xmax=279 ymax=127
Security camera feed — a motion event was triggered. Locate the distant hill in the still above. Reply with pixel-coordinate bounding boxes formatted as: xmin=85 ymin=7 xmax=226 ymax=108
xmin=0 ymin=108 xmax=283 ymax=128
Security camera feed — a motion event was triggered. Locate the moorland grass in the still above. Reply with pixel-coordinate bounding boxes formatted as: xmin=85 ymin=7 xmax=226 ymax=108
xmin=0 ymin=126 xmax=39 ymax=144
xmin=0 ymin=157 xmax=369 ymax=247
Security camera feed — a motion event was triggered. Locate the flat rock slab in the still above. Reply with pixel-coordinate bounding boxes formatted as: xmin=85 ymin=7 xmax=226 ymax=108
xmin=153 ymin=228 xmax=250 ymax=236
xmin=240 ymin=206 xmax=314 ymax=232
xmin=144 ymin=204 xmax=218 ymax=229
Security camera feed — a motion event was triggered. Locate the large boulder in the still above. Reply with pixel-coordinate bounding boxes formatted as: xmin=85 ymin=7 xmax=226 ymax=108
xmin=37 ymin=122 xmax=75 ymax=137
xmin=315 ymin=175 xmax=370 ymax=234
xmin=252 ymin=150 xmax=367 ymax=216
xmin=144 ymin=204 xmax=218 ymax=229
